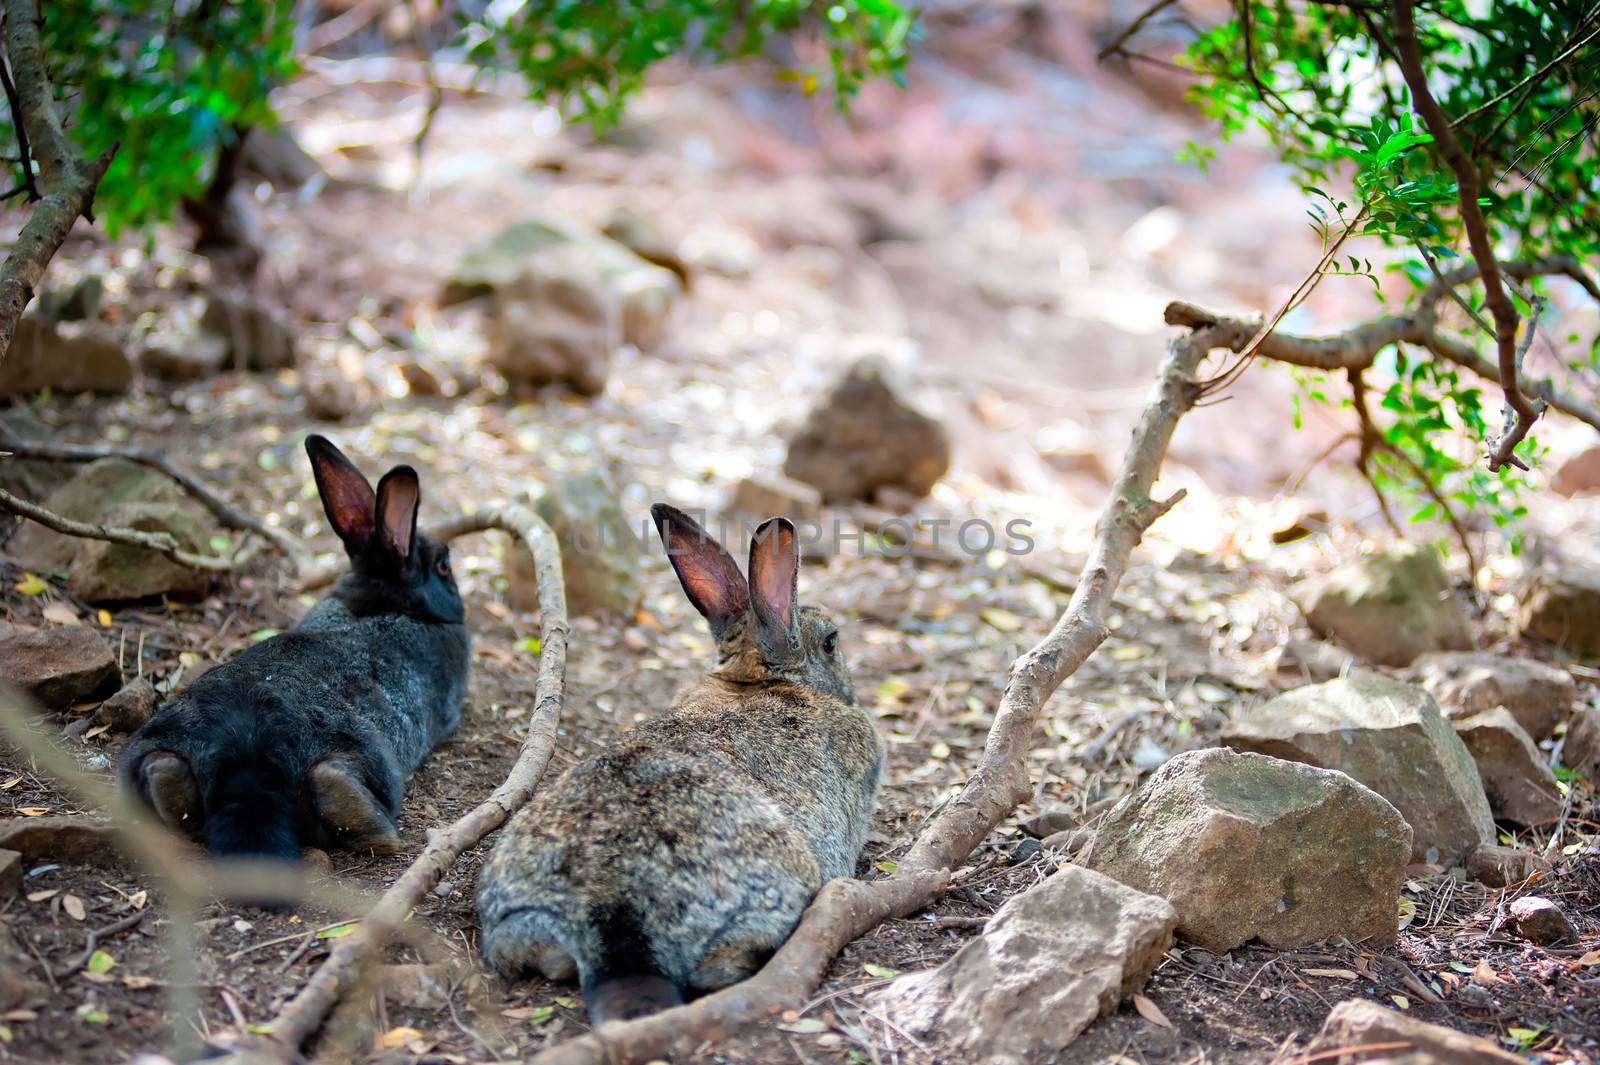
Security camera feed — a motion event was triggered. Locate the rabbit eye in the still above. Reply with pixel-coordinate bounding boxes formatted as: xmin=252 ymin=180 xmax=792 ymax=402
xmin=436 ymin=554 xmax=451 ymax=578
xmin=821 ymin=631 xmax=838 ymax=657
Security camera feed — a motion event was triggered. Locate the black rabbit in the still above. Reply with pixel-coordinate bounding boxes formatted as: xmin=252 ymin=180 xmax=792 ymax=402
xmin=117 ymin=436 xmax=470 ymax=861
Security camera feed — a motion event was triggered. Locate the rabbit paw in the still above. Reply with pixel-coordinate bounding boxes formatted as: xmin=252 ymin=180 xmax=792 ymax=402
xmin=688 ymin=936 xmax=773 ymax=990
xmin=140 ymin=752 xmax=204 ymax=839
xmin=310 ymin=759 xmax=402 ymax=854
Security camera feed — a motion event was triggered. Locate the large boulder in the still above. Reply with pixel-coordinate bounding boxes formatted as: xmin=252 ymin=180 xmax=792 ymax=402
xmin=1452 ymin=707 xmax=1563 ymax=827
xmin=1293 ymin=543 xmax=1473 ymax=666
xmin=7 ymin=458 xmax=213 ymax=604
xmin=0 ymin=622 xmax=119 ymax=710
xmin=1082 ymin=748 xmax=1409 ymax=953
xmin=782 ymin=356 xmax=951 ymax=503
xmin=1307 ymin=999 xmax=1525 ymax=1065
xmin=872 ymin=864 xmax=1176 ymax=1064
xmin=1222 ymin=673 xmax=1493 ymax=863
xmin=1410 ymin=651 xmax=1574 ymax=742
xmin=487 ymin=244 xmax=621 ymax=396
xmin=445 ymin=217 xmax=680 ymax=354
xmin=506 ymin=469 xmax=641 ymax=617
xmin=1520 ymin=564 xmax=1600 ymax=657
xmin=0 ymin=315 xmax=131 ymax=398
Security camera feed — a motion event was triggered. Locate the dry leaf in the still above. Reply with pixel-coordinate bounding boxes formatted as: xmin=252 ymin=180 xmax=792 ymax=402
xmin=1132 ymin=993 xmax=1172 ymax=1028
xmin=83 ymin=724 xmax=110 ymax=740
xmin=1396 ymin=897 xmax=1417 ymax=931
xmin=0 ymin=776 xmax=21 ymax=790
xmin=776 ymin=1018 xmax=829 ymax=1034
xmin=0 ymin=1010 xmax=38 ymax=1022
xmin=96 ymin=609 xmax=113 ymax=627
xmin=376 ymin=1026 xmax=423 ymax=1050
xmin=62 ymin=894 xmax=86 ymax=921
xmin=1473 ymin=960 xmax=1509 ymax=987
xmin=17 ymin=807 xmax=48 ymax=817
xmin=1577 ymin=950 xmax=1600 ymax=967
xmin=26 ymin=890 xmax=57 ymax=903
xmin=41 ymin=603 xmax=80 ymax=625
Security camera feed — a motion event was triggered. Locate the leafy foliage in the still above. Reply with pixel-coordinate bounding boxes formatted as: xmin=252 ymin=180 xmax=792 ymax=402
xmin=460 ymin=0 xmax=916 ymax=128
xmin=1175 ymin=1 xmax=1599 ymax=547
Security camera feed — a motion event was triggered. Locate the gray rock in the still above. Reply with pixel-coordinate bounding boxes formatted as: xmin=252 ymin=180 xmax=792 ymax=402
xmin=1223 ymin=673 xmax=1493 ymax=863
xmin=783 ymin=356 xmax=951 ymax=503
xmin=728 ymin=472 xmax=823 ymax=524
xmin=8 ymin=459 xmax=213 ymax=604
xmin=0 ymin=316 xmax=132 ymax=398
xmin=1507 ymin=896 xmax=1576 ymax=945
xmin=380 ymin=963 xmax=454 ymax=1010
xmin=96 ymin=677 xmax=158 ymax=732
xmin=1464 ymin=843 xmax=1551 ymax=888
xmin=1411 ymin=651 xmax=1575 ymax=742
xmin=1294 ymin=543 xmax=1473 ymax=666
xmin=488 ymin=245 xmax=620 ymax=395
xmin=0 ymin=816 xmax=124 ymax=867
xmin=0 ymin=409 xmax=74 ymax=521
xmin=1520 ymin=564 xmax=1600 ymax=657
xmin=140 ymin=329 xmax=230 ymax=381
xmin=1082 ymin=748 xmax=1409 ymax=953
xmin=34 ymin=275 xmax=104 ymax=323
xmin=201 ymin=289 xmax=298 ymax=371
xmin=0 ymin=622 xmax=119 ymax=710
xmin=1564 ymin=707 xmax=1600 ymax=783
xmin=602 ymin=206 xmax=689 ymax=286
xmin=1019 ymin=807 xmax=1078 ymax=839
xmin=1452 ymin=707 xmax=1563 ymax=827
xmin=507 ymin=469 xmax=641 ymax=617
xmin=1307 ymin=999 xmax=1525 ymax=1065
xmin=872 ymin=864 xmax=1176 ymax=1064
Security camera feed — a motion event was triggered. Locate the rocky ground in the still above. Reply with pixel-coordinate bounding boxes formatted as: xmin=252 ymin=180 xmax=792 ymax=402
xmin=3 ymin=6 xmax=1600 ymax=1064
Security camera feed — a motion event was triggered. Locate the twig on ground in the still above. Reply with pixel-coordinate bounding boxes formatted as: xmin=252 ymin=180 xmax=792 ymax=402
xmin=250 ymin=503 xmax=568 ymax=1056
xmin=1392 ymin=0 xmax=1542 ymax=471
xmin=0 ymin=434 xmax=309 ymax=572
xmin=0 ymin=0 xmax=118 ymax=362
xmin=0 ymin=486 xmax=256 ymax=572
xmin=55 ymin=910 xmax=146 ymax=980
xmin=517 ymin=325 xmax=1222 ymax=1065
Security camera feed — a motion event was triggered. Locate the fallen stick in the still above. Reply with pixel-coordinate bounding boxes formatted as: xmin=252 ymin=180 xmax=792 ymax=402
xmin=524 ymin=324 xmax=1225 ymax=1065
xmin=251 ymin=502 xmax=568 ymax=1054
xmin=0 ymin=485 xmax=258 ymax=572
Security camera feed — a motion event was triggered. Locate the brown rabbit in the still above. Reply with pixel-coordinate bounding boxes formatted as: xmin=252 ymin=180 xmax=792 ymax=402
xmin=476 ymin=505 xmax=883 ymax=1023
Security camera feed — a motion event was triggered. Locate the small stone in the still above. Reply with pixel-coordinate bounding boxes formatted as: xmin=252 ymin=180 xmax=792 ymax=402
xmin=201 ymin=289 xmax=298 ymax=371
xmin=1223 ymin=673 xmax=1493 ymax=863
xmin=1563 ymin=707 xmax=1600 ymax=783
xmin=1520 ymin=563 xmax=1600 ymax=657
xmin=0 ymin=816 xmax=124 ymax=867
xmin=0 ymin=848 xmax=22 ymax=895
xmin=0 ymin=623 xmax=119 ymax=710
xmin=871 ymin=864 xmax=1176 ymax=1063
xmin=1307 ymin=999 xmax=1524 ymax=1065
xmin=1270 ymin=501 xmax=1329 ymax=544
xmin=96 ymin=678 xmax=158 ymax=732
xmin=433 ymin=880 xmax=455 ymax=898
xmin=506 ymin=469 xmax=641 ymax=617
xmin=602 ymin=206 xmax=689 ymax=286
xmin=140 ymin=330 xmax=230 ymax=382
xmin=1464 ymin=843 xmax=1551 ymax=888
xmin=1452 ymin=707 xmax=1563 ymax=827
xmin=301 ymin=358 xmax=376 ymax=422
xmin=783 ymin=356 xmax=951 ymax=504
xmin=1507 ymin=896 xmax=1577 ymax=945
xmin=301 ymin=848 xmax=333 ymax=874
xmin=35 ymin=274 xmax=104 ymax=323
xmin=1010 ymin=837 xmax=1043 ymax=863
xmin=728 ymin=473 xmax=824 ymax=524
xmin=1411 ymin=651 xmax=1575 ymax=742
xmin=398 ymin=357 xmax=449 ymax=397
xmin=0 ymin=316 xmax=132 ymax=398
xmin=1019 ymin=807 xmax=1077 ymax=839
xmin=1040 ymin=828 xmax=1093 ymax=859
xmin=1293 ymin=542 xmax=1473 ymax=666
xmin=1083 ymin=748 xmax=1410 ymax=953
xmin=381 ymin=962 xmax=453 ymax=1010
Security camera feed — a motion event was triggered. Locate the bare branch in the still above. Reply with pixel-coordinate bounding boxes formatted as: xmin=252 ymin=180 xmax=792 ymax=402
xmin=0 ymin=433 xmax=310 ymax=572
xmin=1392 ymin=0 xmax=1541 ymax=472
xmin=0 ymin=485 xmax=254 ymax=572
xmin=1096 ymin=0 xmax=1182 ymax=61
xmin=518 ymin=327 xmax=1223 ymax=1065
xmin=250 ymin=503 xmax=569 ymax=1055
xmin=0 ymin=0 xmax=119 ymax=361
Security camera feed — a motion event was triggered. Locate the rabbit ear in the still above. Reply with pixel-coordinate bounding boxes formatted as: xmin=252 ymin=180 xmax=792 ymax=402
xmin=652 ymin=504 xmax=749 ymax=635
xmin=307 ymin=435 xmax=376 ymax=555
xmin=748 ymin=517 xmax=799 ymax=641
xmin=375 ymin=466 xmax=420 ymax=562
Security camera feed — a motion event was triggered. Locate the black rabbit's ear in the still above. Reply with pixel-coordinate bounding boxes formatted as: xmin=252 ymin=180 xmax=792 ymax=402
xmin=376 ymin=466 xmax=420 ymax=563
xmin=307 ymin=435 xmax=376 ymax=555
xmin=748 ymin=517 xmax=799 ymax=641
xmin=652 ymin=504 xmax=749 ymax=636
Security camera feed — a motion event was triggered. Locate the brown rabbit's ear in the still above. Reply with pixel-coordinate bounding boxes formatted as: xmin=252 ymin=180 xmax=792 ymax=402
xmin=748 ymin=517 xmax=798 ymax=641
xmin=652 ymin=504 xmax=749 ymax=635
xmin=375 ymin=466 xmax=420 ymax=563
xmin=307 ymin=435 xmax=376 ymax=555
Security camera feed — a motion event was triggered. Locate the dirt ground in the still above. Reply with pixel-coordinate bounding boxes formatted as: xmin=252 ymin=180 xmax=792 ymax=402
xmin=3 ymin=7 xmax=1600 ymax=1064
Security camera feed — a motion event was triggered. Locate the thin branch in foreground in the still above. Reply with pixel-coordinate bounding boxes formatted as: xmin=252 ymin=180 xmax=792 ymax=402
xmin=1392 ymin=0 xmax=1542 ymax=472
xmin=0 ymin=433 xmax=310 ymax=574
xmin=248 ymin=504 xmax=569 ymax=1056
xmin=0 ymin=0 xmax=118 ymax=362
xmin=516 ymin=326 xmax=1222 ymax=1065
xmin=0 ymin=42 xmax=36 ymax=202
xmin=0 ymin=485 xmax=254 ymax=572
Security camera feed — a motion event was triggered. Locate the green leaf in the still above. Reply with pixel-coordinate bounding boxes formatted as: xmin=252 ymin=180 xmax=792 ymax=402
xmin=316 ymin=922 xmax=358 ymax=940
xmin=86 ymin=950 xmax=115 ymax=974
xmin=863 ymin=964 xmax=900 ymax=978
xmin=526 ymin=1005 xmax=555 ymax=1026
xmin=14 ymin=573 xmax=48 ymax=596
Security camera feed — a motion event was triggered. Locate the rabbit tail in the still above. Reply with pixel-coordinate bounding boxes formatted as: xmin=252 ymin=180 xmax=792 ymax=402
xmin=203 ymin=756 xmax=301 ymax=862
xmin=582 ymin=905 xmax=685 ymax=1025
